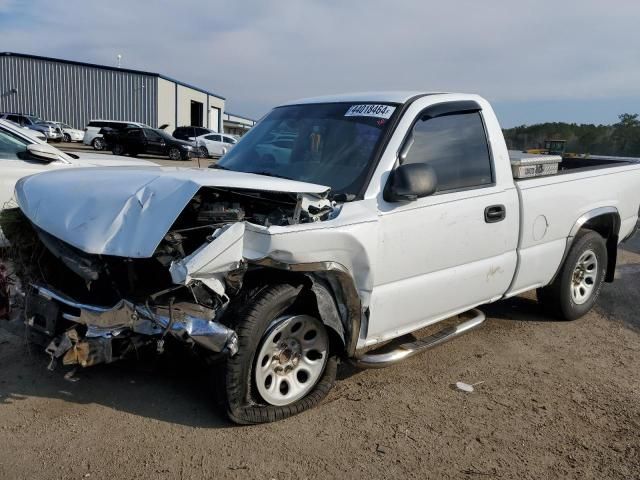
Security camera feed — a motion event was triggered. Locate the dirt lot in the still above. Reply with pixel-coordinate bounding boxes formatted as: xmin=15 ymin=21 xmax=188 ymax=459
xmin=1 ymin=223 xmax=639 ymax=479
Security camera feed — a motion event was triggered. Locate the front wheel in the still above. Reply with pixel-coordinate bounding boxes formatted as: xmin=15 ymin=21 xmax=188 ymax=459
xmin=63 ymin=134 xmax=71 ymax=143
xmin=537 ymin=230 xmax=607 ymax=320
xmin=168 ymin=147 xmax=182 ymax=161
xmin=218 ymin=284 xmax=337 ymax=424
xmin=199 ymin=146 xmax=209 ymax=158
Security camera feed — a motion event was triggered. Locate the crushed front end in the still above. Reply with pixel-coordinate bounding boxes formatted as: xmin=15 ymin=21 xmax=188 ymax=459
xmin=4 ymin=177 xmax=334 ymax=370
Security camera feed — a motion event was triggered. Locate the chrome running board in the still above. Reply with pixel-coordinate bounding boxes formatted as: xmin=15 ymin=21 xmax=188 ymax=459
xmin=355 ymin=309 xmax=486 ymax=368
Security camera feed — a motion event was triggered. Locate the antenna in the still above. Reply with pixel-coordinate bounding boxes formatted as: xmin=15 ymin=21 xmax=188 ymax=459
xmin=116 ymin=54 xmax=122 ymax=68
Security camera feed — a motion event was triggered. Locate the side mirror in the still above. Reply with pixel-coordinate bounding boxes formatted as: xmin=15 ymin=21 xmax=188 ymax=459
xmin=26 ymin=143 xmax=62 ymax=163
xmin=384 ymin=163 xmax=437 ymax=202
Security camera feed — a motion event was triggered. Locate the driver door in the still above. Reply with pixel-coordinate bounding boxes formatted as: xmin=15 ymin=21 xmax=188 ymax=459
xmin=367 ymin=104 xmax=519 ymax=343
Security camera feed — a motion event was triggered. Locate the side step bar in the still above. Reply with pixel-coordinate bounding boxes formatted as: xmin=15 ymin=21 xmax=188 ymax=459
xmin=355 ymin=308 xmax=486 ymax=368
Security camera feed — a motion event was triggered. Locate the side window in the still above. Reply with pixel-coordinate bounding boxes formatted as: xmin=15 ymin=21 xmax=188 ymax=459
xmin=403 ymin=112 xmax=493 ymax=192
xmin=0 ymin=127 xmax=29 ymax=160
xmin=7 ymin=115 xmax=23 ymax=125
xmin=197 ymin=128 xmax=209 ymax=136
xmin=212 ymin=134 xmax=222 ymax=142
xmin=145 ymin=130 xmax=162 ymax=141
xmin=127 ymin=129 xmax=142 ymax=138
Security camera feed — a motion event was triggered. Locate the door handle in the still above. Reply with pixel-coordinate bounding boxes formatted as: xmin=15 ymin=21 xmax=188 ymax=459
xmin=484 ymin=204 xmax=506 ymax=223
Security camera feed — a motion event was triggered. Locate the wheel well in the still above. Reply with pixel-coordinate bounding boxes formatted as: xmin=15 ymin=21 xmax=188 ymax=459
xmin=237 ymin=267 xmax=350 ymax=354
xmin=579 ymin=213 xmax=619 ymax=282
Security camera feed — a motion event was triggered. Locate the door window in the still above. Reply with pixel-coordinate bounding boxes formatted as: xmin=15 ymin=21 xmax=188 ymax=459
xmin=0 ymin=127 xmax=29 ymax=159
xmin=6 ymin=115 xmax=24 ymax=125
xmin=402 ymin=112 xmax=493 ymax=192
xmin=144 ymin=130 xmax=163 ymax=141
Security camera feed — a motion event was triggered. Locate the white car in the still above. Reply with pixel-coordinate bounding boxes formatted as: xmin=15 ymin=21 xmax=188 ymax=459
xmin=52 ymin=122 xmax=84 ymax=142
xmin=10 ymin=92 xmax=640 ymax=424
xmin=255 ymin=137 xmax=294 ymax=164
xmin=0 ymin=119 xmax=156 ymax=218
xmin=192 ymin=132 xmax=237 ymax=158
xmin=82 ymin=119 xmax=149 ymax=150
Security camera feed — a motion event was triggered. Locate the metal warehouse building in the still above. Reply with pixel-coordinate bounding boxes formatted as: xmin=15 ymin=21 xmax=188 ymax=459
xmin=0 ymin=52 xmax=254 ymax=134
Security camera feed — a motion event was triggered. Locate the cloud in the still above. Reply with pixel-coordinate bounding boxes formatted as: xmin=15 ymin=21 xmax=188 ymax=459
xmin=1 ymin=0 xmax=639 ymax=124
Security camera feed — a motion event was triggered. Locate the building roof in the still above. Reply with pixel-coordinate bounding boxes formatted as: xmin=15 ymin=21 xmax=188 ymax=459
xmin=224 ymin=111 xmax=256 ymax=123
xmin=1 ymin=51 xmax=225 ymax=100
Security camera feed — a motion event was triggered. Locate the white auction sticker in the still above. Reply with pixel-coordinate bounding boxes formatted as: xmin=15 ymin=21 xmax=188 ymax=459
xmin=344 ymin=104 xmax=396 ymax=119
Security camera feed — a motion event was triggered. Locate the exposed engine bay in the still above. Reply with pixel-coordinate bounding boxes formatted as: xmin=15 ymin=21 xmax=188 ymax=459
xmin=1 ymin=186 xmax=336 ymax=370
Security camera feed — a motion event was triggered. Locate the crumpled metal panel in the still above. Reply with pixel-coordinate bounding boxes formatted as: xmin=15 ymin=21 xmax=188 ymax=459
xmin=15 ymin=166 xmax=329 ymax=258
xmin=33 ymin=284 xmax=238 ymax=355
xmin=169 ymin=222 xmax=245 ymax=296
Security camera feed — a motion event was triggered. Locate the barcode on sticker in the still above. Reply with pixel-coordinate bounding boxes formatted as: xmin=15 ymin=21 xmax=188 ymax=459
xmin=344 ymin=104 xmax=395 ymax=119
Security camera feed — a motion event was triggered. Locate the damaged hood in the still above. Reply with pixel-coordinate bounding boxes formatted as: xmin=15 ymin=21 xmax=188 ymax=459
xmin=15 ymin=166 xmax=329 ymax=258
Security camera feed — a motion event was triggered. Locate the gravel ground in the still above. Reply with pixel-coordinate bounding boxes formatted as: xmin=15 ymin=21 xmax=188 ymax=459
xmin=0 ymin=226 xmax=639 ymax=480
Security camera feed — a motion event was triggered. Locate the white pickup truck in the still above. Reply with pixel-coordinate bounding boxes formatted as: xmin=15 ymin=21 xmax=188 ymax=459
xmin=6 ymin=92 xmax=640 ymax=424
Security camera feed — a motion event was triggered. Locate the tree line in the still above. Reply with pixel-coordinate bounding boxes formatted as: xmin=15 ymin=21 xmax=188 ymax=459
xmin=502 ymin=114 xmax=640 ymax=157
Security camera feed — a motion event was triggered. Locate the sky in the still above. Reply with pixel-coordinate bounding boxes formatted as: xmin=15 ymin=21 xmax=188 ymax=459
xmin=1 ymin=0 xmax=639 ymax=127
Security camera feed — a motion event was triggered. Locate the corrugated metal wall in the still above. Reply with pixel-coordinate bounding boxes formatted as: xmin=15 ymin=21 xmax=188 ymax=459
xmin=0 ymin=55 xmax=157 ymax=129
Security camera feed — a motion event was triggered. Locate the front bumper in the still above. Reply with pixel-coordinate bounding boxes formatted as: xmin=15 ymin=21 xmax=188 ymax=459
xmin=26 ymin=284 xmax=238 ymax=365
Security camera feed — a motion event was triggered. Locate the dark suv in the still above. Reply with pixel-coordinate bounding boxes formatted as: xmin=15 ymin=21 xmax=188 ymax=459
xmin=173 ymin=126 xmax=214 ymax=141
xmin=108 ymin=127 xmax=196 ymax=161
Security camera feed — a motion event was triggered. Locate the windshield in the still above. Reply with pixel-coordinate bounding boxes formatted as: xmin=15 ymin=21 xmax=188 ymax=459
xmin=215 ymin=102 xmax=398 ymax=196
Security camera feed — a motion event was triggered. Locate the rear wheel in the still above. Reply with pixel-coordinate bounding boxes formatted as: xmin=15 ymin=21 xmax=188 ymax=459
xmin=63 ymin=133 xmax=71 ymax=142
xmin=112 ymin=144 xmax=125 ymax=156
xmin=218 ymin=284 xmax=337 ymax=424
xmin=537 ymin=230 xmax=607 ymax=320
xmin=92 ymin=137 xmax=105 ymax=151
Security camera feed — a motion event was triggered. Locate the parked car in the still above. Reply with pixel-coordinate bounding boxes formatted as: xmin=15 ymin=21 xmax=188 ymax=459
xmin=8 ymin=92 xmax=640 ymax=424
xmin=191 ymin=132 xmax=238 ymax=158
xmin=255 ymin=137 xmax=294 ymax=164
xmin=83 ymin=120 xmax=149 ymax=150
xmin=3 ymin=119 xmax=47 ymax=142
xmin=107 ymin=127 xmax=197 ymax=160
xmin=0 ymin=113 xmax=62 ymax=142
xmin=172 ymin=126 xmax=213 ymax=141
xmin=0 ymin=119 xmax=156 ymax=245
xmin=52 ymin=122 xmax=84 ymax=142
xmin=34 ymin=121 xmax=64 ymax=142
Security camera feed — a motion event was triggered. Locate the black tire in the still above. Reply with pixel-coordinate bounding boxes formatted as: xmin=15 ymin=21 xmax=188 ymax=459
xmin=63 ymin=133 xmax=71 ymax=143
xmin=537 ymin=230 xmax=607 ymax=320
xmin=168 ymin=147 xmax=182 ymax=161
xmin=199 ymin=146 xmax=209 ymax=158
xmin=218 ymin=283 xmax=337 ymax=424
xmin=92 ymin=137 xmax=105 ymax=151
xmin=112 ymin=144 xmax=125 ymax=156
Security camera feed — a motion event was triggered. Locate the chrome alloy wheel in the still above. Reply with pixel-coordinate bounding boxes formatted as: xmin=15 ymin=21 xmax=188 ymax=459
xmin=571 ymin=249 xmax=598 ymax=305
xmin=255 ymin=315 xmax=328 ymax=406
